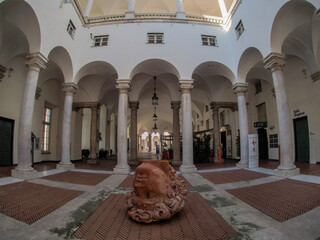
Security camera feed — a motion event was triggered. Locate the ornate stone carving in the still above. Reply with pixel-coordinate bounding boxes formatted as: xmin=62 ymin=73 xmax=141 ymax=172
xmin=263 ymin=52 xmax=286 ymax=72
xmin=25 ymin=52 xmax=48 ymax=72
xmin=35 ymin=87 xmax=42 ymax=100
xmin=232 ymin=82 xmax=248 ymax=96
xmin=126 ymin=160 xmax=187 ymax=223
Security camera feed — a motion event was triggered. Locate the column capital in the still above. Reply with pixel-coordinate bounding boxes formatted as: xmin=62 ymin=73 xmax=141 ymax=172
xmin=129 ymin=101 xmax=139 ymax=110
xmin=25 ymin=52 xmax=48 ymax=72
xmin=0 ymin=64 xmax=7 ymax=81
xmin=179 ymin=80 xmax=193 ymax=93
xmin=116 ymin=80 xmax=131 ymax=93
xmin=263 ymin=52 xmax=286 ymax=72
xmin=210 ymin=102 xmax=220 ymax=111
xmin=171 ymin=101 xmax=181 ymax=111
xmin=62 ymin=82 xmax=79 ymax=95
xmin=232 ymin=82 xmax=248 ymax=96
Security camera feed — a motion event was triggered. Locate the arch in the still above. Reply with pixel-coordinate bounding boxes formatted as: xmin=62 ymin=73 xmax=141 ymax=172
xmin=270 ymin=0 xmax=316 ymax=52
xmin=130 ymin=58 xmax=180 ymax=80
xmin=48 ymin=46 xmax=73 ymax=83
xmin=74 ymin=61 xmax=118 ymax=84
xmin=237 ymin=47 xmax=264 ymax=83
xmin=0 ymin=0 xmax=41 ymax=53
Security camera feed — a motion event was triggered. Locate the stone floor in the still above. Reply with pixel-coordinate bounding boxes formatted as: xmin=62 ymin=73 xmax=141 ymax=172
xmin=0 ymin=154 xmax=319 ymax=240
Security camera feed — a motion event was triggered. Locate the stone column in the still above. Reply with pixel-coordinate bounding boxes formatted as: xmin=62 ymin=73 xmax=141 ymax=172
xmin=57 ymin=83 xmax=78 ymax=170
xmin=171 ymin=101 xmax=181 ymax=165
xmin=232 ymin=83 xmax=249 ymax=169
xmin=114 ymin=80 xmax=131 ymax=174
xmin=176 ymin=0 xmax=183 ymax=12
xmin=210 ymin=103 xmax=221 ymax=164
xmin=129 ymin=101 xmax=139 ymax=164
xmin=263 ymin=52 xmax=300 ymax=177
xmin=179 ymin=80 xmax=197 ymax=174
xmin=88 ymin=104 xmax=99 ymax=164
xmin=12 ymin=52 xmax=48 ymax=180
xmin=128 ymin=0 xmax=135 ymax=12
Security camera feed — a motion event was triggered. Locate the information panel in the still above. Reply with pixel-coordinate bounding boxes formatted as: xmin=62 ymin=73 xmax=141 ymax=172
xmin=248 ymin=134 xmax=259 ymax=168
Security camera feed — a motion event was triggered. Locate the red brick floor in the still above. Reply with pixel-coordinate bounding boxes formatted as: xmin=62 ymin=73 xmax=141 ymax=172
xmin=73 ymin=193 xmax=238 ymax=240
xmin=42 ymin=171 xmax=111 ymax=185
xmin=200 ymin=169 xmax=270 ymax=184
xmin=0 ymin=181 xmax=83 ymax=224
xmin=227 ymin=179 xmax=320 ymax=222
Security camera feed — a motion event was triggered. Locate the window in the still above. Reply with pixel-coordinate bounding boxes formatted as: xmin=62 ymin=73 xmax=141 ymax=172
xmin=255 ymin=80 xmax=262 ymax=94
xmin=269 ymin=134 xmax=278 ymax=148
xmin=206 ymin=119 xmax=209 ymax=129
xmin=42 ymin=107 xmax=52 ymax=152
xmin=235 ymin=20 xmax=245 ymax=39
xmin=220 ymin=111 xmax=225 ymax=126
xmin=201 ymin=35 xmax=218 ymax=46
xmin=67 ymin=20 xmax=76 ymax=39
xmin=257 ymin=103 xmax=267 ymax=122
xmin=147 ymin=33 xmax=164 ymax=44
xmin=93 ymin=35 xmax=109 ymax=47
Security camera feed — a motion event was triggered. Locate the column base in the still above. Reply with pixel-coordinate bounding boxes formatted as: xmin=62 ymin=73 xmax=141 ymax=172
xmin=236 ymin=162 xmax=248 ymax=169
xmin=274 ymin=168 xmax=300 ymax=177
xmin=56 ymin=163 xmax=75 ymax=170
xmin=113 ymin=165 xmax=131 ymax=175
xmin=125 ymin=11 xmax=135 ymax=19
xmin=11 ymin=169 xmax=38 ymax=180
xmin=87 ymin=159 xmax=99 ymax=164
xmin=179 ymin=164 xmax=197 ymax=174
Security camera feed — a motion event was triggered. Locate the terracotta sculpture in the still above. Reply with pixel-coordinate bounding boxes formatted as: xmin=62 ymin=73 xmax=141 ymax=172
xmin=126 ymin=160 xmax=187 ymax=223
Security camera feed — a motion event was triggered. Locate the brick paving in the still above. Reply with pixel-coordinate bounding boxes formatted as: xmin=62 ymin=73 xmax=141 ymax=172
xmin=42 ymin=171 xmax=111 ymax=185
xmin=227 ymin=179 xmax=320 ymax=222
xmin=119 ymin=174 xmax=192 ymax=188
xmin=0 ymin=181 xmax=83 ymax=224
xmin=73 ymin=193 xmax=238 ymax=240
xmin=200 ymin=169 xmax=270 ymax=184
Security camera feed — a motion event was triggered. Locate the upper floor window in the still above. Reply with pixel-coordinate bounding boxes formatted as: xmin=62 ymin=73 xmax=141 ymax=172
xmin=42 ymin=107 xmax=52 ymax=152
xmin=67 ymin=20 xmax=76 ymax=39
xmin=201 ymin=35 xmax=218 ymax=46
xmin=147 ymin=33 xmax=164 ymax=44
xmin=235 ymin=20 xmax=245 ymax=39
xmin=255 ymin=80 xmax=262 ymax=94
xmin=93 ymin=35 xmax=109 ymax=47
xmin=257 ymin=102 xmax=267 ymax=122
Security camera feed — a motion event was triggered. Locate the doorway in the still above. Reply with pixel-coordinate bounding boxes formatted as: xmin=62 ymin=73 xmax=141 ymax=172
xmin=0 ymin=117 xmax=14 ymax=166
xmin=220 ymin=131 xmax=226 ymax=158
xmin=294 ymin=116 xmax=309 ymax=163
xmin=257 ymin=128 xmax=268 ymax=159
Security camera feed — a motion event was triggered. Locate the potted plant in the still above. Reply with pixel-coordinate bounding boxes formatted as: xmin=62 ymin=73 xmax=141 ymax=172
xmin=82 ymin=149 xmax=90 ymax=161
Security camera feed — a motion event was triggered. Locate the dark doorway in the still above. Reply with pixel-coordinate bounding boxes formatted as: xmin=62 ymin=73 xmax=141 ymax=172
xmin=0 ymin=117 xmax=14 ymax=166
xmin=257 ymin=128 xmax=268 ymax=159
xmin=220 ymin=131 xmax=226 ymax=158
xmin=294 ymin=117 xmax=309 ymax=163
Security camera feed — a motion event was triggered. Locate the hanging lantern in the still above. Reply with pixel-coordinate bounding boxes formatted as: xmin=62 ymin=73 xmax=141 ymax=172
xmin=152 ymin=76 xmax=159 ymax=106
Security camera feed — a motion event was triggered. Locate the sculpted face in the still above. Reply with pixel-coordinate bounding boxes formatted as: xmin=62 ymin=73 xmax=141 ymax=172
xmin=133 ymin=162 xmax=170 ymax=210
xmin=126 ymin=160 xmax=187 ymax=223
